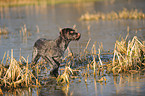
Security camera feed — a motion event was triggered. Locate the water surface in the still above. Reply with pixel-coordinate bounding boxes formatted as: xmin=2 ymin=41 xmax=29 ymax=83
xmin=0 ymin=0 xmax=145 ymax=95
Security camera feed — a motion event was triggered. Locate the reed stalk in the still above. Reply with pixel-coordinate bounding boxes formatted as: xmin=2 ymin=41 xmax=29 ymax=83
xmin=84 ymin=38 xmax=91 ymax=54
xmin=91 ymin=42 xmax=97 ymax=77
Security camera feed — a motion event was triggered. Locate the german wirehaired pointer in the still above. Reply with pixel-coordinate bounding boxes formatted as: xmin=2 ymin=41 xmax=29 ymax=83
xmin=32 ymin=28 xmax=81 ymax=77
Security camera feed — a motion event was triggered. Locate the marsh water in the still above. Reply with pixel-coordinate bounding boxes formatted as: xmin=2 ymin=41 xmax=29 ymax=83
xmin=0 ymin=0 xmax=145 ymax=95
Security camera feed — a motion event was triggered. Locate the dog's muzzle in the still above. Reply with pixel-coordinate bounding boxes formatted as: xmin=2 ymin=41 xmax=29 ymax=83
xmin=76 ymin=33 xmax=81 ymax=40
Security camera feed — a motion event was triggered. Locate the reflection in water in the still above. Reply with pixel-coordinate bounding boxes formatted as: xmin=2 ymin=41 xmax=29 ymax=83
xmin=94 ymin=78 xmax=97 ymax=96
xmin=110 ymin=73 xmax=145 ymax=96
xmin=39 ymin=86 xmax=66 ymax=96
xmin=3 ymin=87 xmax=33 ymax=96
xmin=3 ymin=73 xmax=145 ymax=96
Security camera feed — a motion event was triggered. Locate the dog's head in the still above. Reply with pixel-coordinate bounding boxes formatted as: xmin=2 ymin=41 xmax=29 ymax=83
xmin=60 ymin=28 xmax=81 ymax=41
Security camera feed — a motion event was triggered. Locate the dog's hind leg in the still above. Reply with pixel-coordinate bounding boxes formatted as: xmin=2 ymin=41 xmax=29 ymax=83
xmin=32 ymin=47 xmax=40 ymax=65
xmin=31 ymin=47 xmax=41 ymax=74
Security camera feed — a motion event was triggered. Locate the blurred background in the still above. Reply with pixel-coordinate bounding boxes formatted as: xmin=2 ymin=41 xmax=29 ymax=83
xmin=0 ymin=0 xmax=145 ymax=61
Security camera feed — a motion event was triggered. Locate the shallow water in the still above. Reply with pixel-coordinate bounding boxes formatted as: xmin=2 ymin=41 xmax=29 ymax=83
xmin=3 ymin=72 xmax=145 ymax=96
xmin=0 ymin=0 xmax=145 ymax=95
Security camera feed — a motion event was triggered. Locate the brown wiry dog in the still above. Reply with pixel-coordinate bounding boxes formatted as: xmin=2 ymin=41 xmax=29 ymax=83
xmin=32 ymin=28 xmax=81 ymax=77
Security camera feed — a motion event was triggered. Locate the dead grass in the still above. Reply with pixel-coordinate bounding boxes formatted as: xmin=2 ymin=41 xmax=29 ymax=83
xmin=80 ymin=8 xmax=145 ymax=21
xmin=110 ymin=34 xmax=145 ymax=75
xmin=0 ymin=49 xmax=40 ymax=89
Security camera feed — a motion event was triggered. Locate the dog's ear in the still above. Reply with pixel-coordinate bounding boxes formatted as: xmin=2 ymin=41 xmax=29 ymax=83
xmin=60 ymin=28 xmax=64 ymax=35
xmin=60 ymin=28 xmax=67 ymax=39
xmin=59 ymin=27 xmax=62 ymax=32
xmin=73 ymin=25 xmax=76 ymax=29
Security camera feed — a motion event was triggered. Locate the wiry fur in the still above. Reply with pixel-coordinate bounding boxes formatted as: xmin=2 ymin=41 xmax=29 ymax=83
xmin=32 ymin=28 xmax=81 ymax=77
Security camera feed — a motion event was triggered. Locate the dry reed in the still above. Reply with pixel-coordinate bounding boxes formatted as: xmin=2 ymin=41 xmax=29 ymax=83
xmin=80 ymin=8 xmax=145 ymax=21
xmin=110 ymin=35 xmax=145 ymax=75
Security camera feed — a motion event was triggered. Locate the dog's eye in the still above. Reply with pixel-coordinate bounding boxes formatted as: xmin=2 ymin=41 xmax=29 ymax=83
xmin=70 ymin=31 xmax=74 ymax=34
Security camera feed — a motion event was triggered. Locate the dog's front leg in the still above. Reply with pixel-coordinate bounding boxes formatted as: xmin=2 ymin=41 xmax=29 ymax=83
xmin=42 ymin=56 xmax=60 ymax=77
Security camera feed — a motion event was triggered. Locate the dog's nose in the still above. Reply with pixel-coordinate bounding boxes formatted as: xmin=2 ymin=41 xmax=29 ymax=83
xmin=78 ymin=33 xmax=81 ymax=36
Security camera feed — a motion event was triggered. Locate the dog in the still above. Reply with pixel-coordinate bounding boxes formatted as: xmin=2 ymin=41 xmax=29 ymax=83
xmin=32 ymin=28 xmax=81 ymax=77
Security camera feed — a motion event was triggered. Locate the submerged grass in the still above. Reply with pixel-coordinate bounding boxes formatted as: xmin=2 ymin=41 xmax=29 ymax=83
xmin=19 ymin=24 xmax=32 ymax=43
xmin=57 ymin=66 xmax=73 ymax=84
xmin=0 ymin=27 xmax=9 ymax=35
xmin=80 ymin=8 xmax=145 ymax=21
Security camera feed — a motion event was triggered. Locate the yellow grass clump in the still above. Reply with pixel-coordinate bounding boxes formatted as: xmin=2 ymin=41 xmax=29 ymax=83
xmin=110 ymin=35 xmax=145 ymax=75
xmin=0 ymin=49 xmax=40 ymax=89
xmin=80 ymin=8 xmax=145 ymax=21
